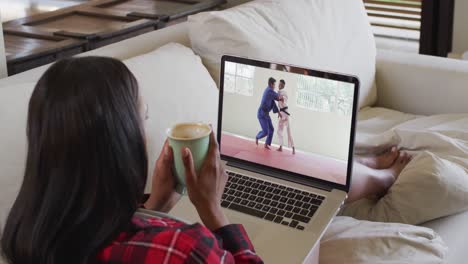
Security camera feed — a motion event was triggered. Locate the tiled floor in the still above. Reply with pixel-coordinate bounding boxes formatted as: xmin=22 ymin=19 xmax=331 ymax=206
xmin=221 ymin=133 xmax=348 ymax=185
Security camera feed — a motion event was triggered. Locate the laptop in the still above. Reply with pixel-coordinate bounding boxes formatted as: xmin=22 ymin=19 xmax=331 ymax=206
xmin=170 ymin=55 xmax=359 ymax=263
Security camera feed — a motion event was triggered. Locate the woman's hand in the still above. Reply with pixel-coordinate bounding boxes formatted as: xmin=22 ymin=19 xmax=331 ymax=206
xmin=144 ymin=140 xmax=181 ymax=212
xmin=182 ymin=130 xmax=229 ymax=230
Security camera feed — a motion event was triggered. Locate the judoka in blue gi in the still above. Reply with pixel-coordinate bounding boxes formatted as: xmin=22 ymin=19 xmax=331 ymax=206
xmin=255 ymin=77 xmax=282 ymax=149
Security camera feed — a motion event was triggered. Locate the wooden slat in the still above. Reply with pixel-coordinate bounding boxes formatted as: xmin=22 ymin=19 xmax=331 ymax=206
xmin=373 ymin=0 xmax=421 ymax=3
xmin=370 ymin=22 xmax=420 ymax=31
xmin=367 ymin=13 xmax=420 ymax=21
xmin=364 ymin=0 xmax=422 ymax=5
xmin=364 ymin=0 xmax=421 ymax=9
xmin=365 ymin=5 xmax=421 ymax=15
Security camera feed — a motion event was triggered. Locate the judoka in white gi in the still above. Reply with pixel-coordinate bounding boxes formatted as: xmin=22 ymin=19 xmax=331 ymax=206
xmin=276 ymin=79 xmax=295 ymax=154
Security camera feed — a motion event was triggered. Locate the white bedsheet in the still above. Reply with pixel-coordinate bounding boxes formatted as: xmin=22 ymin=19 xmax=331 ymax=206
xmin=356 ymin=107 xmax=467 ymax=156
xmin=355 ymin=107 xmax=419 ymax=154
xmin=321 ymin=216 xmax=447 ymax=264
xmin=355 ymin=107 xmax=468 ymax=264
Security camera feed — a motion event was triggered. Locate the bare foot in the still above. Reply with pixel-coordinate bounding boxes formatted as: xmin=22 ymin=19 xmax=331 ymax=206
xmin=384 ymin=152 xmax=412 ymax=180
xmin=277 ymin=146 xmax=283 ymax=152
xmin=356 ymin=146 xmax=399 ymax=169
xmin=264 ymin=144 xmax=271 ymax=150
xmin=376 ymin=152 xmax=412 ymax=195
xmin=256 ymin=138 xmax=259 ymax=146
xmin=292 ymin=147 xmax=296 ymax=155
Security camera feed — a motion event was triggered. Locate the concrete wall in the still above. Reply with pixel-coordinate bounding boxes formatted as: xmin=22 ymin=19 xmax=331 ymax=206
xmin=452 ymin=0 xmax=468 ymax=55
xmin=0 ymin=12 xmax=7 ymax=78
xmin=222 ymin=67 xmax=352 ymax=161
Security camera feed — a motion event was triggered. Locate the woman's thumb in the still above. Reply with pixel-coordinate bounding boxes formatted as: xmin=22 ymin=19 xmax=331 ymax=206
xmin=182 ymin=148 xmax=196 ymax=184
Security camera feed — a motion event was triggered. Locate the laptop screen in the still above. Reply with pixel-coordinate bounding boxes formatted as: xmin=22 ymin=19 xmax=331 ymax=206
xmin=219 ymin=56 xmax=358 ymax=188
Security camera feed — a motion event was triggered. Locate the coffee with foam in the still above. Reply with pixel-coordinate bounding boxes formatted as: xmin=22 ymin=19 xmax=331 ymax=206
xmin=167 ymin=122 xmax=212 ymax=194
xmin=168 ymin=123 xmax=211 ymax=140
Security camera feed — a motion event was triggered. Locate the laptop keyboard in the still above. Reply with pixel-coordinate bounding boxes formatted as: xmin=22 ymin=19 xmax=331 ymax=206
xmin=221 ymin=171 xmax=326 ymax=231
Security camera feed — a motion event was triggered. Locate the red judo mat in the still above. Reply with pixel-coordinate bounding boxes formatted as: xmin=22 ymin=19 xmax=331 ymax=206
xmin=220 ymin=133 xmax=347 ymax=185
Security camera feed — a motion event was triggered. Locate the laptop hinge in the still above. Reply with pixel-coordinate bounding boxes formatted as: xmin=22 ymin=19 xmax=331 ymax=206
xmin=226 ymin=160 xmax=334 ymax=192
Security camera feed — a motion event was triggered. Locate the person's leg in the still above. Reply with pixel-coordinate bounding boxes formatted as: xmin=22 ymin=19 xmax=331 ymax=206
xmin=286 ymin=120 xmax=295 ymax=154
xmin=347 ymin=152 xmax=412 ymax=203
xmin=256 ymin=116 xmax=269 ymax=145
xmin=265 ymin=116 xmax=274 ymax=148
xmin=277 ymin=119 xmax=285 ymax=151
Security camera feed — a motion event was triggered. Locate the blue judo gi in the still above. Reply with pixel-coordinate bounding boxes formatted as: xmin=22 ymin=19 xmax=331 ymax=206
xmin=256 ymin=87 xmax=279 ymax=146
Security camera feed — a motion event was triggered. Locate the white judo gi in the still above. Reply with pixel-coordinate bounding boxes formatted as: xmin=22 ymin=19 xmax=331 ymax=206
xmin=277 ymin=89 xmax=294 ymax=148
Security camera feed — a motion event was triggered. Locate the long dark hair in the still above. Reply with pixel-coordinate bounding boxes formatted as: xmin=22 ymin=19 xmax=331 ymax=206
xmin=1 ymin=57 xmax=148 ymax=263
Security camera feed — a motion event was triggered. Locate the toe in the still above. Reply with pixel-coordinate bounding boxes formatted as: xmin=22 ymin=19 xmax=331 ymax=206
xmin=401 ymin=152 xmax=412 ymax=164
xmin=401 ymin=152 xmax=408 ymax=163
xmin=398 ymin=152 xmax=406 ymax=163
xmin=388 ymin=146 xmax=400 ymax=160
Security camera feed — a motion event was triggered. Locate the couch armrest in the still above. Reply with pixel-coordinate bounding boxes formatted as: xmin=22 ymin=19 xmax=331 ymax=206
xmin=375 ymin=49 xmax=468 ymax=115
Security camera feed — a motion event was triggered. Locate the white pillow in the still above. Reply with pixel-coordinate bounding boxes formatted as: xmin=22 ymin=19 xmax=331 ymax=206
xmin=341 ymin=151 xmax=468 ymax=225
xmin=321 ymin=216 xmax=447 ymax=264
xmin=0 ymin=82 xmax=35 ymax=227
xmin=188 ymin=0 xmax=377 ymax=109
xmin=123 ymin=43 xmax=219 ymax=191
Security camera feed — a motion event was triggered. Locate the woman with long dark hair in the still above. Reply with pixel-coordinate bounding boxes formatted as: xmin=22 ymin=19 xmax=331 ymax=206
xmin=1 ymin=57 xmax=263 ymax=264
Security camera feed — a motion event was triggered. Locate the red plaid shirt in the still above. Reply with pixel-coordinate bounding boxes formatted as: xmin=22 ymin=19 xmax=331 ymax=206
xmin=97 ymin=211 xmax=263 ymax=263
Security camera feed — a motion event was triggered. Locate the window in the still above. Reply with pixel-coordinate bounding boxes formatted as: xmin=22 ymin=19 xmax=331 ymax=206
xmin=364 ymin=0 xmax=422 ymax=54
xmin=296 ymin=76 xmax=354 ymax=116
xmin=364 ymin=0 xmax=455 ymax=57
xmin=224 ymin=62 xmax=255 ymax=96
xmin=365 ymin=0 xmax=422 ymax=34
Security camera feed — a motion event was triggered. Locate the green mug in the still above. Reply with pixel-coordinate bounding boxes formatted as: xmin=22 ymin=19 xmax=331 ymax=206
xmin=167 ymin=122 xmax=211 ymax=194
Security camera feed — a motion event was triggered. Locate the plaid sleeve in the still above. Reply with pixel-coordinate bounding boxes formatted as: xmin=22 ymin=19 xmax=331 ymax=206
xmin=213 ymin=224 xmax=263 ymax=264
xmin=97 ymin=216 xmax=263 ymax=264
xmin=183 ymin=224 xmax=263 ymax=264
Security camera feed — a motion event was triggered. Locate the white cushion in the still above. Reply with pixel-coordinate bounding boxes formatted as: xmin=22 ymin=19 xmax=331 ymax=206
xmin=123 ymin=43 xmax=219 ymax=191
xmin=321 ymin=216 xmax=448 ymax=264
xmin=188 ymin=0 xmax=377 ymax=109
xmin=0 ymin=83 xmax=35 ymax=227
